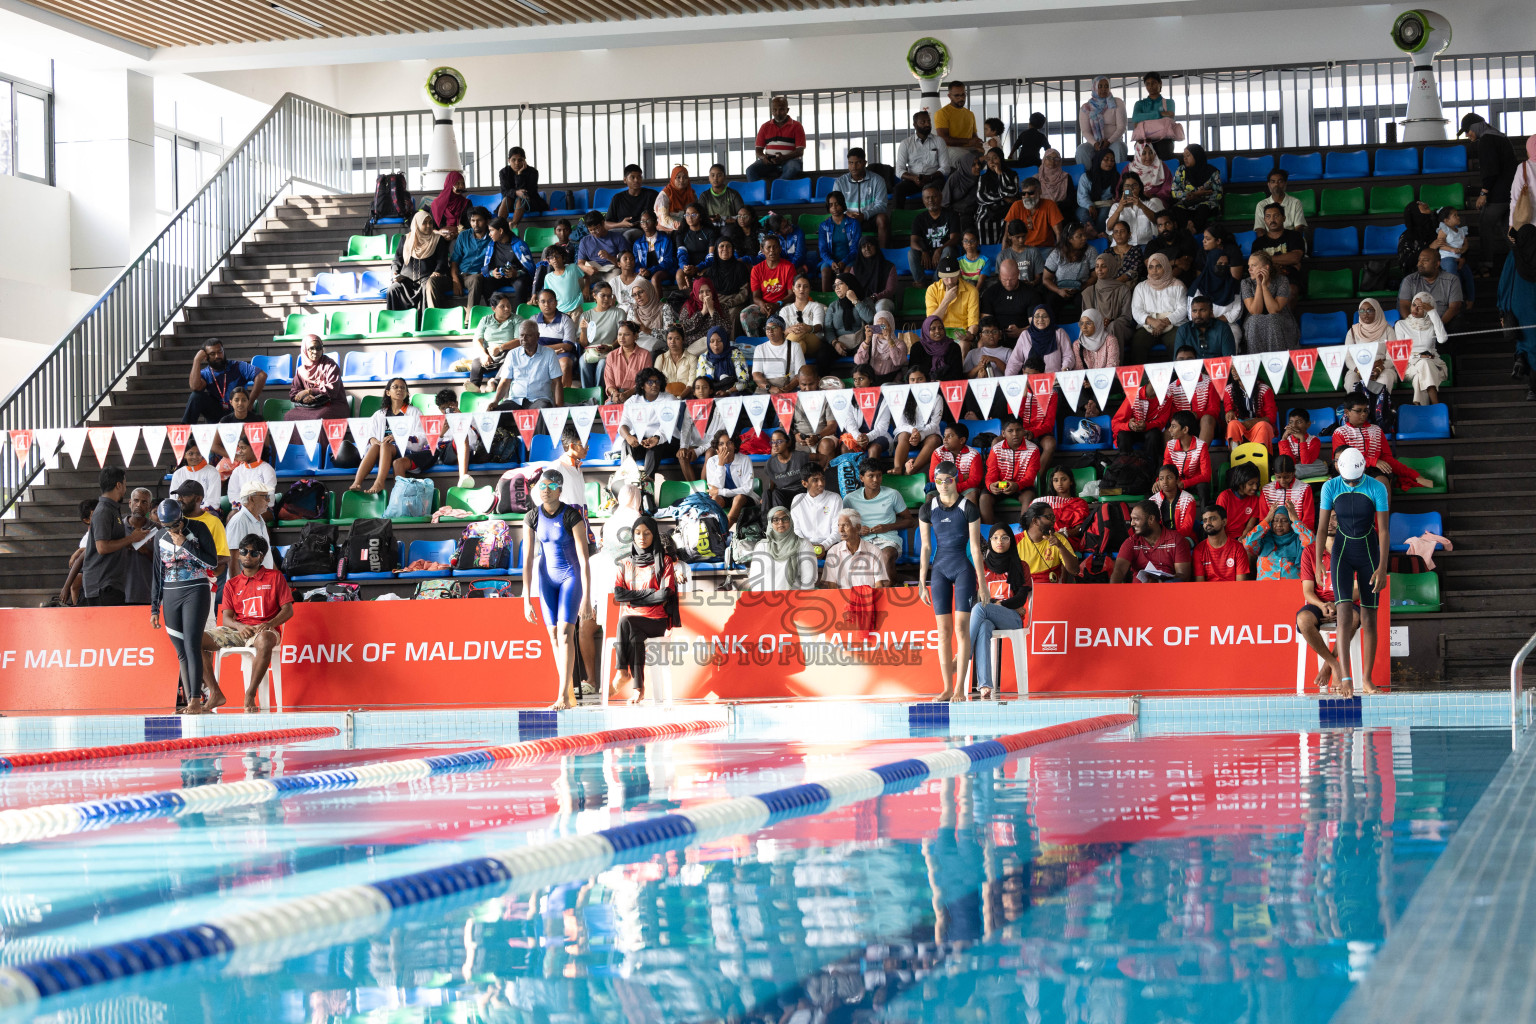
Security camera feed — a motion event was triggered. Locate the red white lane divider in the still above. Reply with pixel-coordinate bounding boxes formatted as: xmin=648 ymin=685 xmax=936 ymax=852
xmin=0 ymin=727 xmax=341 ymax=771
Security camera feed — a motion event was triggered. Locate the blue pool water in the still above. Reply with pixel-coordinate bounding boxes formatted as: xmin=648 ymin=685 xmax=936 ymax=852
xmin=0 ymin=705 xmax=1511 ymax=1024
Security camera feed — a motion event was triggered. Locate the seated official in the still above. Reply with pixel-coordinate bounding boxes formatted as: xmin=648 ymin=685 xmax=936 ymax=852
xmin=203 ymin=534 xmax=292 ymax=714
xmin=1110 ymin=500 xmax=1193 ymax=582
xmin=1192 ymin=504 xmax=1251 ymax=582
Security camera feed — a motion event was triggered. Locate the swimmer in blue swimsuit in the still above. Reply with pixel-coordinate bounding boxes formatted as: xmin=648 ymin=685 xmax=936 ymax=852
xmin=918 ymin=461 xmax=989 ymax=703
xmin=523 ymin=474 xmax=592 ymax=710
xmin=1315 ymin=447 xmax=1391 ymax=697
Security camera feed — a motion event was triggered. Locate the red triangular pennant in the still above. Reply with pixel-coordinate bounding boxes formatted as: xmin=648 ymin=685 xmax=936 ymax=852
xmin=243 ymin=421 xmax=267 ymax=461
xmin=1028 ymin=373 xmax=1056 ymax=401
xmin=87 ymin=427 xmax=114 ymax=467
xmin=771 ymin=392 xmax=798 ymax=433
xmin=322 ymin=419 xmax=348 ymax=457
xmin=685 ymin=399 xmax=713 ymax=442
xmin=1386 ymin=339 xmax=1412 ymax=380
xmin=422 ymin=414 xmax=445 ymax=451
xmin=8 ymin=430 xmax=32 ymax=467
xmin=1290 ymin=348 xmax=1318 ymax=391
xmin=167 ymin=424 xmax=190 ymax=463
xmin=1204 ymin=357 xmax=1231 ymax=387
xmin=1116 ymin=365 xmax=1143 ymax=395
xmin=600 ymin=404 xmax=625 ymax=443
xmin=940 ymin=380 xmax=967 ymax=421
xmin=854 ymin=387 xmax=882 ymax=428
xmin=512 ymin=409 xmax=539 ymax=448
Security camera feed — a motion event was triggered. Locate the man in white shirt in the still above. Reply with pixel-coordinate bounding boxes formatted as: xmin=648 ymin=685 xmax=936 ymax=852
xmin=751 ymin=317 xmax=806 ymax=394
xmin=1251 ymin=168 xmax=1309 ymax=232
xmin=169 ymin=440 xmax=222 ymax=514
xmin=224 ymin=480 xmax=274 ymax=569
xmin=790 ymin=466 xmax=842 ymax=555
xmin=820 ymin=510 xmax=891 ymax=589
xmin=894 ymin=111 xmax=951 ymax=211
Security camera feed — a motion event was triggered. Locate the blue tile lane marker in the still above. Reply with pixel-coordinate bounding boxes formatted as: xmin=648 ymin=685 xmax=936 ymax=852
xmin=0 ymin=713 xmax=1134 ymax=1010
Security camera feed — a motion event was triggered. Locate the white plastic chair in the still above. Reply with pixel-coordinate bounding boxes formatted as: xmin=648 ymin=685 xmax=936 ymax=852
xmin=987 ymin=627 xmax=1029 ymax=695
xmin=213 ymin=646 xmax=283 ymax=711
xmin=598 ymin=636 xmax=674 ymax=706
xmin=1295 ymin=626 xmax=1365 ymax=695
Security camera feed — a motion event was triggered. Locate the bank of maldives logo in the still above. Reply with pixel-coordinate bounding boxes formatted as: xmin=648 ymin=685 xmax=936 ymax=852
xmin=1031 ymin=621 xmax=1068 ymax=654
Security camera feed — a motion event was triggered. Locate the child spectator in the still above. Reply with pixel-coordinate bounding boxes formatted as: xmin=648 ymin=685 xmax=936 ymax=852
xmin=226 ymin=434 xmax=276 ymax=515
xmin=1216 ymin=463 xmax=1266 ymax=538
xmin=1162 ymin=410 xmax=1212 ymax=505
xmin=928 ymin=421 xmax=984 ymax=502
xmin=1151 ymin=464 xmax=1198 ymax=542
xmin=1433 ymin=205 xmax=1474 ymax=307
xmin=1262 ymin=453 xmax=1317 ymax=531
xmin=1277 ymin=408 xmax=1325 ymax=479
xmin=981 ymin=416 xmax=1041 ymax=524
xmin=790 ymin=466 xmax=842 ymax=555
xmin=435 ymin=388 xmax=480 ymax=489
xmin=170 ymin=441 xmax=222 ymax=514
xmin=58 ymin=498 xmax=98 ymax=606
xmin=1223 ymin=374 xmax=1278 ymax=448
xmin=956 ymin=230 xmax=992 ymax=290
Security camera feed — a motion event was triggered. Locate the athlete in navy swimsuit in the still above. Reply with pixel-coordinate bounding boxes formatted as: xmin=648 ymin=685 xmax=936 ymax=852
xmin=1314 ymin=448 xmax=1391 ymax=697
xmin=523 ymin=474 xmax=592 ymax=710
xmin=918 ymin=461 xmax=989 ymax=702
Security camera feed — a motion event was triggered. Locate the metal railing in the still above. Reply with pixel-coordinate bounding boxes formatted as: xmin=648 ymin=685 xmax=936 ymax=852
xmin=347 ymin=50 xmax=1536 ymax=192
xmin=1512 ymin=631 xmax=1536 ymax=748
xmin=0 ymin=93 xmax=351 ymax=517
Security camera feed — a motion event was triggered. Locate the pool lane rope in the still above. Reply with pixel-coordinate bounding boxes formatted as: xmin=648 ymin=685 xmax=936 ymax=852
xmin=0 ymin=712 xmax=1132 ymax=1008
xmin=0 ymin=727 xmax=341 ymax=772
xmin=0 ymin=718 xmax=724 ymax=846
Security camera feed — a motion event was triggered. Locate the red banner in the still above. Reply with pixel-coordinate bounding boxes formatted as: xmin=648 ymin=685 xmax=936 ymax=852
xmin=686 ymin=399 xmax=712 ymax=441
xmin=1291 ymin=348 xmax=1317 ymax=391
xmin=244 ymin=422 xmax=267 ymax=461
xmin=771 ymin=392 xmax=797 ymax=432
xmin=1027 ymin=581 xmax=1389 ymax=695
xmin=600 ymin=404 xmax=624 ymax=442
xmin=940 ymin=380 xmax=967 ymax=420
xmin=854 ymin=387 xmax=882 ymax=428
xmin=7 ymin=430 xmax=31 ymax=467
xmin=167 ymin=424 xmax=190 ymax=462
xmin=511 ymin=410 xmax=539 ymax=448
xmin=421 ymin=414 xmax=445 ymax=451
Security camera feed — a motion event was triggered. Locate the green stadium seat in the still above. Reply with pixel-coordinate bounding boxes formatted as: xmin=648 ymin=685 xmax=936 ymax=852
xmin=1290 ymin=188 xmax=1317 ymax=217
xmin=1307 ymin=268 xmax=1355 ymax=300
xmin=798 ymin=213 xmax=831 ymax=235
xmin=657 ymin=479 xmax=695 ymax=508
xmin=1367 ymin=184 xmax=1413 ymax=215
xmin=523 ymin=227 xmax=556 ymax=251
xmin=900 ymin=286 xmax=928 ymax=319
xmin=334 ymin=489 xmax=386 ymax=524
xmin=886 ymin=472 xmax=928 ymax=508
xmin=1319 ymin=187 xmax=1366 ymax=217
xmin=1418 ymin=182 xmax=1465 ymax=210
xmin=274 ymin=312 xmax=324 ymax=341
xmin=369 ymin=309 xmax=416 ymax=337
xmin=409 ymin=393 xmax=438 ymax=414
xmin=467 ymin=305 xmax=493 ymax=330
xmin=446 ymin=485 xmax=493 ymax=521
xmin=339 ymin=235 xmax=388 ymax=262
xmin=516 ymin=303 xmax=538 ymax=319
xmin=1223 ymin=193 xmax=1266 ymax=221
xmin=263 ymin=398 xmax=295 ymax=420
xmin=1396 ymin=455 xmax=1447 ymax=495
xmin=1389 ymin=572 xmax=1440 ymax=613
xmin=460 ymin=391 xmax=497 ymax=413
xmin=1071 ymin=466 xmax=1097 ymax=494
xmin=564 ymin=386 xmax=602 ymax=404
xmin=414 ymin=307 xmax=465 ymax=337
xmin=323 ymin=309 xmax=369 ymax=341
xmin=357 ymin=395 xmax=383 ymax=418
xmin=889 ymin=209 xmax=918 ymax=233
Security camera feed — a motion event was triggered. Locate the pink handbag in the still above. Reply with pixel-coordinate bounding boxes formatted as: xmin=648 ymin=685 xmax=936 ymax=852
xmin=1133 ymin=118 xmax=1186 ymax=143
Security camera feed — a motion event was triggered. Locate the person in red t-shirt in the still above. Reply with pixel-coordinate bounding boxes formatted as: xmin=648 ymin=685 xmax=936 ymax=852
xmin=981 ymin=416 xmax=1041 ymax=523
xmin=744 ymin=235 xmax=797 ymax=336
xmin=929 ymin=422 xmax=984 ymax=501
xmin=747 ymin=97 xmax=807 ymax=183
xmin=203 ymin=535 xmax=294 ymax=713
xmin=1111 ymin=500 xmax=1193 ymax=582
xmin=1163 ymin=410 xmax=1212 ymax=505
xmin=1216 ymin=462 xmax=1265 ymax=538
xmin=1192 ymin=504 xmax=1252 ymax=582
xmin=1297 ymin=515 xmax=1342 ymax=694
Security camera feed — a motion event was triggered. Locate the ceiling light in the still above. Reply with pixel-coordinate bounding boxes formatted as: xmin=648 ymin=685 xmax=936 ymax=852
xmin=270 ymin=3 xmax=324 ymax=29
xmin=512 ymin=0 xmax=550 ymax=14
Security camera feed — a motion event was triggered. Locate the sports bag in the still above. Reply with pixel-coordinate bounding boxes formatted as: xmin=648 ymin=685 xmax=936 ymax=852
xmin=826 ymin=452 xmax=868 ymax=497
xmin=453 ymin=520 xmax=514 ymax=570
xmin=283 ymin=522 xmax=336 ymax=576
xmin=412 ymin=579 xmax=463 ymax=600
xmin=1100 ymin=452 xmax=1155 ymax=496
xmin=1078 ymin=502 xmax=1130 ymax=583
xmin=276 ymin=478 xmax=328 ymax=521
xmin=672 ymin=492 xmax=728 ymax=564
xmin=384 ymin=477 xmax=436 ymax=519
xmin=493 ymin=465 xmax=544 ymax=515
xmin=302 ymin=582 xmax=360 ymax=602
xmin=343 ymin=518 xmax=398 ymax=575
xmin=365 ymin=173 xmax=413 ymax=235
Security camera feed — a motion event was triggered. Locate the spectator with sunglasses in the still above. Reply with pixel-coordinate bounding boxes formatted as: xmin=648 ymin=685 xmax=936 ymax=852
xmin=205 ymin=534 xmax=293 ymax=714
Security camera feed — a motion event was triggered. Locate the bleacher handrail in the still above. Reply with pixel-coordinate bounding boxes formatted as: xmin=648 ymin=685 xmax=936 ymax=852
xmin=0 ymin=93 xmax=352 ymax=517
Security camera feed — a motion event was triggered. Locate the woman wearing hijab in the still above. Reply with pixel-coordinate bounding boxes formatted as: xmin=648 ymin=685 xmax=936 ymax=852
xmin=1077 ymin=148 xmax=1122 ymax=235
xmin=825 ymin=273 xmax=872 ymax=358
xmin=1171 ymin=144 xmax=1224 ymax=231
xmin=968 ymin=522 xmax=1030 ymax=699
xmin=943 ymin=150 xmax=981 ymax=225
xmin=1127 ymin=142 xmax=1172 ymax=203
xmin=386 ymin=210 xmax=451 ymax=312
xmin=1240 ymin=250 xmax=1298 ymax=353
xmin=623 ymin=278 xmax=673 ymax=352
xmin=1396 ymin=291 xmax=1449 ymax=405
xmin=654 ymin=164 xmax=697 ymax=233
xmin=1191 ymin=226 xmax=1246 ymax=347
xmin=853 ymin=308 xmax=907 ymax=381
xmin=849 ymin=236 xmax=900 ymax=313
xmin=284 ymin=335 xmax=350 ymax=421
xmin=610 ymin=515 xmax=680 ymax=705
xmin=694 ymin=326 xmax=748 ymax=394
xmin=1077 ymin=77 xmax=1128 ymax=167
xmin=1073 ymin=308 xmax=1120 ymax=369
xmin=702 ymin=237 xmax=753 ymax=330
xmin=1240 ymin=501 xmax=1313 ymax=581
xmin=975 ymin=147 xmax=1021 ymax=245
xmin=1400 ymin=199 xmax=1441 ymax=274
xmin=909 ymin=314 xmax=965 ymax=381
xmin=430 ymin=171 xmax=471 ymax=234
xmin=1005 ymin=305 xmax=1076 ymax=375
xmin=1509 ymin=136 xmax=1536 ymax=231
xmin=678 ymin=277 xmax=733 ymax=354
xmin=1343 ymin=298 xmax=1400 ymax=392
xmin=1129 ymin=252 xmax=1189 ymax=363
xmin=1499 ymin=185 xmax=1536 ymax=398
xmin=745 ymin=505 xmax=818 ymax=592
xmin=1080 ymin=250 xmax=1135 ymax=347
xmin=1037 ymin=149 xmax=1071 ymax=207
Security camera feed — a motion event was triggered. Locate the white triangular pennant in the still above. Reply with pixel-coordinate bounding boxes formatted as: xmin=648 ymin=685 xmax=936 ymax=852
xmin=345 ymin=417 xmax=375 ymax=448
xmin=741 ymin=394 xmax=770 ymax=432
xmin=189 ymin=423 xmax=219 ymax=460
xmin=539 ymin=406 xmax=569 ymax=441
xmin=1231 ymin=354 xmax=1262 ymax=397
xmin=653 ymin=399 xmax=683 ymax=440
xmin=61 ymin=428 xmax=88 ymax=469
xmin=1172 ymin=358 xmax=1205 ymax=398
xmin=294 ymin=419 xmax=324 ymax=457
xmin=566 ymin=406 xmax=596 ymax=444
xmin=1260 ymin=351 xmax=1291 ymax=390
xmin=215 ymin=422 xmax=244 ymax=460
xmin=968 ymin=377 xmax=1000 ymax=418
xmin=1349 ymin=343 xmax=1378 ymax=378
xmin=473 ymin=412 xmax=501 ymax=449
xmin=1143 ymin=362 xmax=1175 ymax=404
xmin=266 ymin=420 xmax=293 ymax=462
xmin=139 ymin=425 xmax=166 ymax=467
xmin=1054 ymin=369 xmax=1086 ymax=412
xmin=713 ymin=396 xmax=743 ymax=436
xmin=1086 ymin=367 xmax=1117 ymax=409
xmin=797 ymin=390 xmax=827 ymax=430
xmin=387 ymin=415 xmax=415 ymax=449
xmin=909 ymin=382 xmax=939 ymax=426
xmin=822 ymin=389 xmax=860 ymax=434
xmin=880 ymin=384 xmax=912 ymax=433
xmin=444 ymin=413 xmax=472 ymax=445
xmin=998 ymin=376 xmax=1027 ymax=416
xmin=32 ymin=428 xmax=61 ymax=468
xmin=1317 ymin=347 xmax=1348 ymax=389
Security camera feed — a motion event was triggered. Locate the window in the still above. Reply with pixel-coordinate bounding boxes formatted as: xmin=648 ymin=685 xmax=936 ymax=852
xmin=154 ymin=128 xmax=226 ymax=215
xmin=0 ymin=68 xmax=53 ymax=184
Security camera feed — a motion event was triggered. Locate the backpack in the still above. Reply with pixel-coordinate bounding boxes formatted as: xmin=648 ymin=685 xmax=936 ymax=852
xmin=1078 ymin=502 xmax=1131 ymax=583
xmin=1358 ymin=258 xmax=1394 ymax=294
xmin=493 ymin=465 xmax=544 ymax=514
xmin=276 ymin=478 xmax=328 ymax=522
xmin=412 ymin=579 xmax=463 ymax=600
xmin=827 ymin=452 xmax=868 ymax=497
xmin=365 ymin=173 xmax=413 ymax=235
xmin=343 ymin=518 xmax=398 ymax=576
xmin=728 ymin=500 xmax=768 ymax=564
xmin=384 ymin=477 xmax=436 ymax=519
xmin=672 ymin=492 xmax=729 ymax=564
xmin=486 ymin=419 xmax=520 ymax=463
xmin=284 ymin=522 xmax=337 ymax=576
xmin=1100 ymin=452 xmax=1156 ymax=496
xmin=302 ymin=582 xmax=360 ymax=602
xmin=454 ymin=519 xmax=514 ymax=570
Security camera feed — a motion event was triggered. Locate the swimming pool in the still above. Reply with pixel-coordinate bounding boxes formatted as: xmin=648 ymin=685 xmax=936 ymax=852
xmin=0 ymin=698 xmax=1512 ymax=1024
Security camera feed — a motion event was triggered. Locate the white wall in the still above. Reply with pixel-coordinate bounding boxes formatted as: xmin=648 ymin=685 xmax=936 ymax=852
xmin=0 ymin=174 xmax=95 ymax=397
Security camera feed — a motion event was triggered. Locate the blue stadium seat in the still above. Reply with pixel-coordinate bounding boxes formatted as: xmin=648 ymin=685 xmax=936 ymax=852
xmin=1017 ymin=166 xmax=1039 ymax=181
xmin=1066 ymin=164 xmax=1088 ymax=188
xmin=1279 ymin=152 xmax=1322 ymax=180
xmin=342 ymin=350 xmax=387 ymax=382
xmin=1303 ymin=407 xmax=1335 ymax=435
xmin=1300 ymin=311 xmax=1348 ymax=346
xmin=1421 ymin=145 xmax=1468 ymax=173
xmin=467 ymin=192 xmax=499 ymax=210
xmin=252 ymin=354 xmax=292 ymax=385
xmin=352 ymin=270 xmax=390 ymax=300
xmin=1229 ymin=156 xmax=1274 ymax=183
xmin=566 ymin=189 xmax=589 ymax=211
xmin=814 ymin=177 xmax=838 ymax=201
xmin=592 ymin=187 xmax=622 ymax=213
xmin=545 ymin=190 xmax=570 ymax=211
xmin=400 ymin=539 xmax=458 ymax=577
xmin=276 ymin=442 xmax=323 ymax=476
xmin=582 ymin=433 xmax=619 ymax=466
xmin=1396 ymin=403 xmax=1450 ymax=440
xmin=309 ymin=271 xmax=356 ymax=301
xmin=979 ymin=243 xmax=1001 ymax=264
xmin=527 ymin=435 xmax=560 ymax=462
xmin=437 ymin=346 xmax=471 ymax=377
xmin=729 ymin=180 xmax=767 ymax=205
xmin=1311 ymin=227 xmax=1360 ymax=257
xmin=882 ymin=247 xmax=909 ymax=269
xmin=768 ymin=178 xmax=811 ymax=205
xmin=1373 ymin=148 xmax=1419 ymax=176
xmin=1087 ymin=236 xmax=1108 ymax=254
xmin=1059 ymin=415 xmax=1113 ymax=452
xmin=957 ymin=419 xmax=1001 ymax=440
xmin=390 ymin=347 xmax=435 ymax=380
xmin=1363 ymin=223 xmax=1406 ymax=255
xmin=1390 ymin=511 xmax=1443 ymax=553
xmin=1323 ymin=150 xmax=1369 ymax=179
xmin=1062 ymin=321 xmax=1081 ymax=342
xmin=1384 ymin=308 xmax=1402 ymax=327
xmin=1233 ymin=230 xmax=1257 ymax=256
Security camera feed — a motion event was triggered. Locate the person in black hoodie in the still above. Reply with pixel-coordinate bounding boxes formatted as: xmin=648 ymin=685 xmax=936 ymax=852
xmin=968 ymin=522 xmax=1030 ymax=699
xmin=150 ymin=498 xmax=222 ymax=713
xmin=673 ymin=204 xmax=719 ymax=292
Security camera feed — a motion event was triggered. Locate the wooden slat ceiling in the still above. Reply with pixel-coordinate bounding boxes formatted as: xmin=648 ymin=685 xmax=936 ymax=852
xmin=19 ymin=0 xmax=926 ymax=48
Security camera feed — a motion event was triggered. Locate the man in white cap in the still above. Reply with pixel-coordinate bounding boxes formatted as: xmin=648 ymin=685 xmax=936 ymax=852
xmin=224 ymin=479 xmax=274 ymax=569
xmin=1314 ymin=447 xmax=1391 ymax=698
